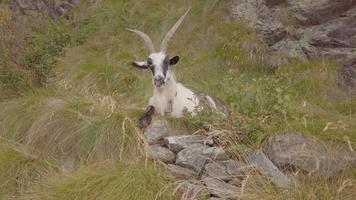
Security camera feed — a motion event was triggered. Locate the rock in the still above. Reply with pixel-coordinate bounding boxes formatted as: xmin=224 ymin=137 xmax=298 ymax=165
xmin=263 ymin=133 xmax=355 ymax=176
xmin=167 ymin=164 xmax=199 ymax=179
xmin=144 ymin=120 xmax=169 ymax=145
xmin=10 ymin=0 xmax=80 ymax=19
xmin=207 ymin=197 xmax=223 ymax=200
xmin=229 ymin=0 xmax=356 ymax=92
xmin=173 ymin=180 xmax=208 ymax=200
xmin=203 ymin=177 xmax=240 ymax=199
xmin=230 ymin=0 xmax=287 ymax=45
xmin=205 ymin=162 xmax=232 ymax=181
xmin=228 ymin=178 xmax=242 ymax=187
xmin=149 ymin=145 xmax=175 ymax=163
xmin=223 ymin=160 xmax=248 ymax=177
xmin=286 ymin=0 xmax=356 ymax=25
xmin=176 ymin=144 xmax=210 ymax=172
xmin=342 ymin=57 xmax=356 ymax=92
xmin=164 ymin=135 xmax=214 ymax=153
xmin=245 ymin=149 xmax=293 ymax=188
xmin=202 ymin=146 xmax=229 ymax=161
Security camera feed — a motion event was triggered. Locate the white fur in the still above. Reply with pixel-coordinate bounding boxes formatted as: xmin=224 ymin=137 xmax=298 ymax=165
xmin=145 ymin=52 xmax=199 ymax=117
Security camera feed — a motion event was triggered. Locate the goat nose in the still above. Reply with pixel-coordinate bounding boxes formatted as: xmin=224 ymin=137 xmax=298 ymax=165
xmin=155 ymin=76 xmax=164 ymax=81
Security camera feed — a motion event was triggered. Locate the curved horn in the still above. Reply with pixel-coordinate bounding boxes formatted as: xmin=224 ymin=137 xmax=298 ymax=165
xmin=126 ymin=28 xmax=155 ymax=53
xmin=160 ymin=8 xmax=190 ymax=52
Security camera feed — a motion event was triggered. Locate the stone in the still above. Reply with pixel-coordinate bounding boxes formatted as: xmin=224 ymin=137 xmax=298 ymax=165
xmin=149 ymin=145 xmax=175 ymax=163
xmin=167 ymin=164 xmax=198 ymax=179
xmin=207 ymin=197 xmax=223 ymax=200
xmin=203 ymin=177 xmax=240 ymax=199
xmin=164 ymin=135 xmax=214 ymax=153
xmin=202 ymin=146 xmax=229 ymax=161
xmin=245 ymin=149 xmax=293 ymax=188
xmin=173 ymin=180 xmax=208 ymax=200
xmin=144 ymin=120 xmax=169 ymax=145
xmin=230 ymin=0 xmax=287 ymax=45
xmin=223 ymin=160 xmax=248 ymax=177
xmin=176 ymin=144 xmax=210 ymax=172
xmin=205 ymin=162 xmax=232 ymax=181
xmin=263 ymin=133 xmax=355 ymax=176
xmin=286 ymin=0 xmax=356 ymax=25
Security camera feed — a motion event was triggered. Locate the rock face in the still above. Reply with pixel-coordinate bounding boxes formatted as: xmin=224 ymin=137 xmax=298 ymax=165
xmin=230 ymin=0 xmax=356 ymax=92
xmin=262 ymin=133 xmax=356 ymax=176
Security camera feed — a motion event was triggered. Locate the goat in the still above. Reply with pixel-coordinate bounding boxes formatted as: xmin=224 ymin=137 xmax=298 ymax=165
xmin=127 ymin=9 xmax=227 ymax=127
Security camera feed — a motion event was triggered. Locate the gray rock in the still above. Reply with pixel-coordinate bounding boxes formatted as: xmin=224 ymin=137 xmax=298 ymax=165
xmin=207 ymin=197 xmax=223 ymax=200
xmin=203 ymin=177 xmax=240 ymax=199
xmin=223 ymin=160 xmax=247 ymax=177
xmin=173 ymin=180 xmax=208 ymax=200
xmin=263 ymin=133 xmax=355 ymax=176
xmin=176 ymin=144 xmax=210 ymax=172
xmin=167 ymin=164 xmax=198 ymax=179
xmin=149 ymin=145 xmax=175 ymax=163
xmin=164 ymin=135 xmax=214 ymax=153
xmin=229 ymin=0 xmax=356 ymax=92
xmin=144 ymin=120 xmax=169 ymax=145
xmin=245 ymin=149 xmax=293 ymax=188
xmin=230 ymin=0 xmax=287 ymax=45
xmin=205 ymin=162 xmax=232 ymax=181
xmin=286 ymin=0 xmax=355 ymax=25
xmin=202 ymin=146 xmax=229 ymax=161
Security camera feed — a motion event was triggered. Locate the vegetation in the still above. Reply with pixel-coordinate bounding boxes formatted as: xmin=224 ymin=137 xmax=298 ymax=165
xmin=0 ymin=0 xmax=355 ymax=199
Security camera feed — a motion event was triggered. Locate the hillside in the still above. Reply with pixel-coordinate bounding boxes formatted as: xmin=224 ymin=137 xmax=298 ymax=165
xmin=0 ymin=0 xmax=355 ymax=199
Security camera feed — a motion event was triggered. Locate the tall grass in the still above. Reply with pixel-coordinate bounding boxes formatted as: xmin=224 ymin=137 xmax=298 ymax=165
xmin=0 ymin=0 xmax=355 ymax=199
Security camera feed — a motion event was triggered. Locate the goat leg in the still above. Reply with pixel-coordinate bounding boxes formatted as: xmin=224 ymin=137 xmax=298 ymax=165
xmin=138 ymin=105 xmax=155 ymax=128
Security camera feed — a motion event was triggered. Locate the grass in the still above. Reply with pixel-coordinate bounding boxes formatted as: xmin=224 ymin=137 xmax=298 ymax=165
xmin=24 ymin=161 xmax=174 ymax=200
xmin=0 ymin=0 xmax=355 ymax=199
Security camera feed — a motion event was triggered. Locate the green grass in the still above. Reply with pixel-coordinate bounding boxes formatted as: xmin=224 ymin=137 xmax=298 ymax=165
xmin=25 ymin=161 xmax=174 ymax=200
xmin=0 ymin=0 xmax=355 ymax=199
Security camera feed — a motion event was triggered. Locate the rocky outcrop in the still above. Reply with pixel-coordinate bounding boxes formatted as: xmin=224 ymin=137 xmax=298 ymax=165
xmin=144 ymin=120 xmax=297 ymax=199
xmin=262 ymin=133 xmax=356 ymax=176
xmin=230 ymin=0 xmax=356 ymax=92
xmin=145 ymin=120 xmax=355 ymax=199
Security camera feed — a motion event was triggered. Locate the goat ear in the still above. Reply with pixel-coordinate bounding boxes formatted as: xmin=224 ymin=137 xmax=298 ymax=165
xmin=131 ymin=61 xmax=148 ymax=69
xmin=169 ymin=56 xmax=180 ymax=65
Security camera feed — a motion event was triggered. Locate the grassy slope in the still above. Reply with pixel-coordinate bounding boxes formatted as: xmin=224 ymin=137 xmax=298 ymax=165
xmin=0 ymin=0 xmax=355 ymax=199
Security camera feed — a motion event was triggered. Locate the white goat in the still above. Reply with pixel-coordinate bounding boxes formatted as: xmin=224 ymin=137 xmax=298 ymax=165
xmin=127 ymin=9 xmax=227 ymax=126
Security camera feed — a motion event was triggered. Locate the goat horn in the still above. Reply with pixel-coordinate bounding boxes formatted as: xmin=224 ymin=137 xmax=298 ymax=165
xmin=126 ymin=28 xmax=155 ymax=53
xmin=160 ymin=8 xmax=190 ymax=52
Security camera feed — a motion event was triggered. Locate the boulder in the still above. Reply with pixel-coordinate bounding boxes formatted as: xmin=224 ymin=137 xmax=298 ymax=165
xmin=205 ymin=162 xmax=232 ymax=181
xmin=245 ymin=149 xmax=293 ymax=188
xmin=164 ymin=135 xmax=214 ymax=153
xmin=167 ymin=164 xmax=199 ymax=179
xmin=262 ymin=133 xmax=355 ymax=176
xmin=148 ymin=145 xmax=175 ymax=163
xmin=203 ymin=177 xmax=240 ymax=199
xmin=144 ymin=120 xmax=169 ymax=145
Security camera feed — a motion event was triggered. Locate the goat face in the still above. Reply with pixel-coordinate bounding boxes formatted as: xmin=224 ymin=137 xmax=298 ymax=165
xmin=131 ymin=52 xmax=179 ymax=88
xmin=127 ymin=9 xmax=189 ymax=87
